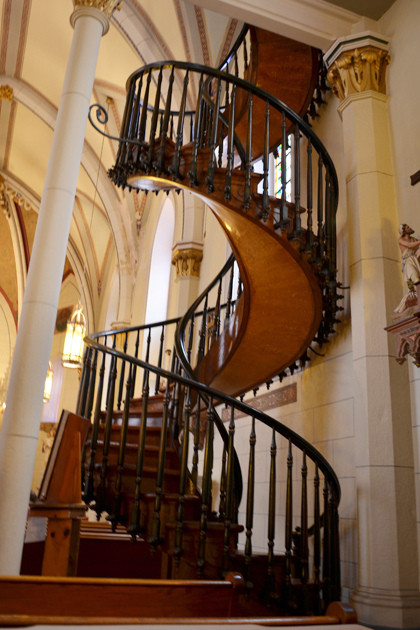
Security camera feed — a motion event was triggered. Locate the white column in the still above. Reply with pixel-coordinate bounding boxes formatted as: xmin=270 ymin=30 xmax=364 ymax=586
xmin=326 ymin=34 xmax=420 ymax=627
xmin=0 ymin=4 xmax=115 ymax=575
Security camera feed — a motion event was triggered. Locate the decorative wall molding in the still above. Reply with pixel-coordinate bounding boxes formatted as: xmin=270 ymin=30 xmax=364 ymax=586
xmin=221 ymin=383 xmax=297 ymax=421
xmin=172 ymin=246 xmax=203 ymax=278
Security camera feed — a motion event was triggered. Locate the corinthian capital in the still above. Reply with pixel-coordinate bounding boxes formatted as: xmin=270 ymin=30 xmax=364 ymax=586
xmin=72 ymin=0 xmax=122 ymax=17
xmin=325 ymin=34 xmax=390 ymax=101
xmin=172 ymin=246 xmax=203 ymax=278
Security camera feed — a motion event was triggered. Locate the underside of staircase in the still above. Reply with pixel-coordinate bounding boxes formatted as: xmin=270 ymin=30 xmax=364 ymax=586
xmin=12 ymin=26 xmax=349 ymax=626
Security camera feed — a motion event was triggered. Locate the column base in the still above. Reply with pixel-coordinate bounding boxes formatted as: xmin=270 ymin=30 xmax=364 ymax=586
xmin=352 ymin=586 xmax=420 ymax=629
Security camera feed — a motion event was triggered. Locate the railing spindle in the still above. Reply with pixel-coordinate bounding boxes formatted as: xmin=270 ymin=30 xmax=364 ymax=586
xmin=197 ymin=396 xmax=214 ymax=577
xmin=188 ymin=73 xmax=204 ymax=186
xmin=224 ymin=84 xmax=236 ymax=202
xmin=206 ymin=77 xmax=222 ymax=193
xmin=146 ymin=67 xmax=163 ymax=172
xmin=173 ymin=387 xmax=192 ymax=566
xmin=285 ymin=439 xmax=293 ymax=586
xmin=155 ymin=66 xmax=175 ymax=175
xmin=83 ymin=349 xmax=106 ymax=504
xmin=300 ymin=451 xmax=308 ymax=583
xmin=244 ymin=417 xmax=256 ymax=589
xmin=266 ymin=427 xmax=276 ymax=597
xmin=96 ymin=353 xmax=117 ymax=515
xmin=260 ymin=101 xmax=270 ymax=221
xmin=306 ymin=138 xmax=314 ymax=251
xmin=222 ymin=406 xmax=236 ymax=574
xmin=293 ymin=124 xmax=301 ymax=237
xmin=127 ymin=367 xmax=150 ymax=538
xmin=243 ymin=92 xmax=253 ymax=212
xmin=170 ymin=69 xmax=189 ymax=180
xmin=154 ymin=325 xmax=165 ymax=395
xmin=149 ymin=376 xmax=171 ymax=547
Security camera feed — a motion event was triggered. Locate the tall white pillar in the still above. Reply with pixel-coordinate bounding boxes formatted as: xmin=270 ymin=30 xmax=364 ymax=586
xmin=326 ymin=34 xmax=420 ymax=627
xmin=0 ymin=2 xmax=119 ymax=575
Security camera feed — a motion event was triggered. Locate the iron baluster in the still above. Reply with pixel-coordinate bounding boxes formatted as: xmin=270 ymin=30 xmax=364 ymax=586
xmin=206 ymin=77 xmax=222 ymax=193
xmin=313 ymin=463 xmax=321 ymax=589
xmin=186 ymin=313 xmax=195 ymax=365
xmin=128 ymin=74 xmax=143 ymax=165
xmin=149 ymin=376 xmax=171 ymax=547
xmin=138 ymin=69 xmax=152 ymax=161
xmin=127 ymin=367 xmax=150 ymax=538
xmin=306 ymin=138 xmax=314 ymax=252
xmin=154 ymin=325 xmax=165 ymax=395
xmin=188 ymin=73 xmax=204 ymax=186
xmin=218 ymin=445 xmax=227 ymax=520
xmin=170 ymin=69 xmax=189 ymax=180
xmin=266 ymin=427 xmax=276 ymax=599
xmin=191 ymin=392 xmax=202 ymax=486
xmin=76 ymin=347 xmax=91 ymax=416
xmin=155 ymin=66 xmax=175 ymax=175
xmin=214 ymin=278 xmax=222 ymax=339
xmin=243 ymin=36 xmax=248 ymax=71
xmin=115 ymin=79 xmax=136 ymax=168
xmin=96 ymin=352 xmax=117 ymax=515
xmin=285 ymin=439 xmax=293 ymax=587
xmin=146 ymin=67 xmax=163 ymax=172
xmin=222 ymin=406 xmax=236 ymax=574
xmin=322 ymin=477 xmax=330 ymax=604
xmin=117 ymin=332 xmax=128 ymax=411
xmin=260 ymin=101 xmax=270 ymax=221
xmin=197 ymin=397 xmax=214 ymax=577
xmin=243 ymin=92 xmax=253 ymax=212
xmin=280 ymin=112 xmax=289 ymax=227
xmin=83 ymin=348 xmax=106 ymax=504
xmin=110 ymin=364 xmax=132 ymax=529
xmin=234 ymin=51 xmax=239 ymax=77
xmin=244 ymin=417 xmax=256 ymax=590
xmin=173 ymin=387 xmax=192 ymax=566
xmin=300 ymin=451 xmax=309 ymax=583
xmin=293 ymin=124 xmax=302 ymax=238
xmin=225 ymin=84 xmax=236 ymax=202
xmin=130 ymin=328 xmax=140 ymax=399
xmin=317 ymin=156 xmax=323 ymax=261
xmin=197 ymin=294 xmax=208 ymax=361
xmin=226 ymin=262 xmax=234 ymax=320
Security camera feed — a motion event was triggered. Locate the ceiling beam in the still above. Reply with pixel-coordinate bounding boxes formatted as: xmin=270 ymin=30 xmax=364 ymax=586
xmin=183 ymin=0 xmax=367 ymax=50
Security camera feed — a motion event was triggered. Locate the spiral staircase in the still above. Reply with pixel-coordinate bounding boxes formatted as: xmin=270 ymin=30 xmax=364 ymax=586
xmin=14 ymin=27 xmax=351 ymax=625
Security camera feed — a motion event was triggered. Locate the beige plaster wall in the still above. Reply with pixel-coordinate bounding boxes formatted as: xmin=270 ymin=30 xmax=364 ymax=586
xmin=380 ymin=0 xmax=420 ymax=579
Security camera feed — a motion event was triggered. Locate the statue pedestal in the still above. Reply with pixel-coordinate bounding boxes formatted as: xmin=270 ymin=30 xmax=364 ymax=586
xmin=385 ymin=282 xmax=420 ymax=366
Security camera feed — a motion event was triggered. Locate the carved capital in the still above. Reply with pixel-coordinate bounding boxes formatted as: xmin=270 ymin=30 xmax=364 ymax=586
xmin=327 ymin=45 xmax=390 ymax=100
xmin=0 ymin=85 xmax=13 ymax=101
xmin=72 ymin=0 xmax=122 ymax=17
xmin=172 ymin=247 xmax=203 ymax=278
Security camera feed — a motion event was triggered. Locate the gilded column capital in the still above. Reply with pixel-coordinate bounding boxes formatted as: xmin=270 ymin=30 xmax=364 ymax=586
xmin=71 ymin=1 xmax=122 ymax=34
xmin=324 ymin=33 xmax=390 ymax=101
xmin=72 ymin=0 xmax=122 ymax=17
xmin=0 ymin=85 xmax=13 ymax=101
xmin=172 ymin=246 xmax=203 ymax=278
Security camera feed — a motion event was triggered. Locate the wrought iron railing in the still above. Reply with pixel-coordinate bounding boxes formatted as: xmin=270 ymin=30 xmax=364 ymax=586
xmin=77 ymin=321 xmax=340 ymax=611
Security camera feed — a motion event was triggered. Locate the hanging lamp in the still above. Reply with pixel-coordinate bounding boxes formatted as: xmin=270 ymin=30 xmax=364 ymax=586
xmin=62 ymin=302 xmax=86 ymax=368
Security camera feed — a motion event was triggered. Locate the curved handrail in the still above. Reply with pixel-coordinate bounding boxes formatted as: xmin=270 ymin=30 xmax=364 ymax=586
xmin=84 ymin=334 xmax=340 ymax=502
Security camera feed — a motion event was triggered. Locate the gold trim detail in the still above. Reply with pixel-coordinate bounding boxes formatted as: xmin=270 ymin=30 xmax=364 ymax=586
xmin=72 ymin=0 xmax=122 ymax=18
xmin=0 ymin=85 xmax=13 ymax=101
xmin=327 ymin=46 xmax=390 ymax=101
xmin=172 ymin=247 xmax=203 ymax=278
xmin=0 ymin=175 xmax=34 ymax=217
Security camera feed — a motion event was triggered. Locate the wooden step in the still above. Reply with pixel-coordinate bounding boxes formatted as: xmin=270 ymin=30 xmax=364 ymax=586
xmin=0 ymin=574 xmax=244 ymax=623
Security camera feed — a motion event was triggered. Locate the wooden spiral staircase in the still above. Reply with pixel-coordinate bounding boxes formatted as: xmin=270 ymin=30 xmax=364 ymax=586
xmin=9 ymin=27 xmax=353 ymax=626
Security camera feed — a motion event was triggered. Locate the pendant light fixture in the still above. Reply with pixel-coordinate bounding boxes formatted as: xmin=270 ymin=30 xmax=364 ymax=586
xmin=62 ymin=303 xmax=87 ymax=368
